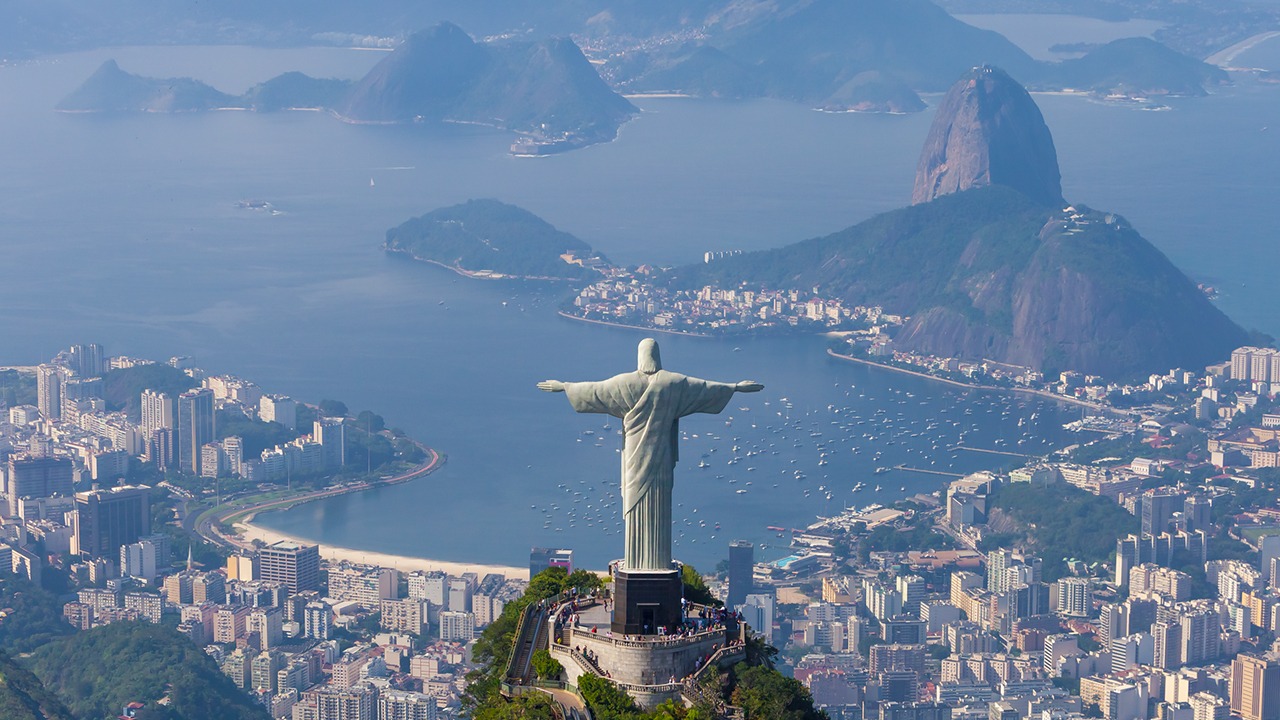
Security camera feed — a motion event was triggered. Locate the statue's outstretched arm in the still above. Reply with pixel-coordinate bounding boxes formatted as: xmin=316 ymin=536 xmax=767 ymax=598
xmin=735 ymin=381 xmax=764 ymax=393
xmin=537 ymin=380 xmax=566 ymax=393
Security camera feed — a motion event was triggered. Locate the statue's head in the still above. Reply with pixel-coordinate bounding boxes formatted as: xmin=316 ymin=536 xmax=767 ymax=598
xmin=638 ymin=338 xmax=662 ymax=374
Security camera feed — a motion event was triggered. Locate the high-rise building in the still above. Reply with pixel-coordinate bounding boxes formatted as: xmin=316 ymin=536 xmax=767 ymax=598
xmin=304 ymin=602 xmax=333 ymax=640
xmin=1232 ymin=654 xmax=1280 ymax=720
xmin=869 ymin=643 xmax=926 ymax=675
xmin=120 ymin=538 xmax=159 ymax=582
xmin=221 ymin=436 xmax=244 ymax=477
xmin=1179 ymin=610 xmax=1220 ymax=667
xmin=35 ymin=364 xmax=64 ymax=420
xmin=248 ymin=607 xmax=284 ymax=649
xmin=1143 ymin=491 xmax=1184 ymax=536
xmin=327 ymin=563 xmax=397 ymax=607
xmin=314 ymin=417 xmax=346 ymax=468
xmin=140 ymin=389 xmax=175 ymax=435
xmin=165 ymin=571 xmax=196 ymax=605
xmin=896 ymin=575 xmax=926 ymax=615
xmin=296 ymin=685 xmax=376 ymax=720
xmin=727 ymin=540 xmax=754 ymax=609
xmin=407 ymin=571 xmax=447 ymax=608
xmin=439 ymin=611 xmax=476 ymax=642
xmin=68 ymin=343 xmax=105 ymax=377
xmin=73 ymin=485 xmax=151 ymax=558
xmin=529 ymin=547 xmax=573 ymax=579
xmin=380 ymin=598 xmax=429 ymax=636
xmin=258 ymin=394 xmax=297 ymax=431
xmin=377 ymin=689 xmax=438 ymax=720
xmin=177 ymin=388 xmax=215 ymax=475
xmin=251 ymin=649 xmax=285 ymax=693
xmin=7 ymin=455 xmax=74 ymax=516
xmin=987 ymin=549 xmax=1015 ymax=593
xmin=258 ymin=540 xmax=320 ymax=593
xmin=147 ymin=427 xmax=175 ymax=470
xmin=738 ymin=593 xmax=775 ymax=639
xmin=194 ymin=572 xmax=227 ymax=605
xmin=227 ymin=553 xmax=257 ymax=581
xmin=1233 ymin=347 xmax=1260 ymax=381
xmin=62 ymin=376 xmax=104 ymax=405
xmin=1053 ymin=577 xmax=1093 ymax=617
xmin=1184 ymin=496 xmax=1212 ymax=533
xmin=201 ymin=442 xmax=223 ymax=478
xmin=448 ymin=578 xmax=472 ymax=613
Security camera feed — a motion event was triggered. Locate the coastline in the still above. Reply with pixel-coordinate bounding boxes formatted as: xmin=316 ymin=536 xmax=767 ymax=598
xmin=557 ymin=310 xmax=713 ymax=339
xmin=198 ymin=443 xmax=527 ymax=581
xmin=236 ymin=520 xmax=529 ymax=580
xmin=826 ymin=349 xmax=1113 ymax=413
xmin=384 ymin=246 xmax=585 ymax=282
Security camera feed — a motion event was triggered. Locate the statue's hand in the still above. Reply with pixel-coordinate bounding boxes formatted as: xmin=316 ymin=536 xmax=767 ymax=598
xmin=537 ymin=380 xmax=566 ymax=393
xmin=735 ymin=381 xmax=764 ymax=393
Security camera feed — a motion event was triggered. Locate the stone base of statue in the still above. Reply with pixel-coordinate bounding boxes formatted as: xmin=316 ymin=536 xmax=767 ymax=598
xmin=611 ymin=562 xmax=683 ymax=635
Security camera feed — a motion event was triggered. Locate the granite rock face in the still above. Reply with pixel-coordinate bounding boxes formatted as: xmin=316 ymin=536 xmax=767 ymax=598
xmin=912 ymin=66 xmax=1063 ymax=207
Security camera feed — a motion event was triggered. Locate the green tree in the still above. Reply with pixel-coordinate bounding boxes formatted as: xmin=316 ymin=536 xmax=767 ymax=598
xmin=578 ymin=674 xmax=646 ymax=720
xmin=318 ymin=399 xmax=348 ymax=417
xmin=729 ymin=663 xmax=826 ymax=720
xmin=530 ymin=650 xmax=563 ymax=681
xmin=682 ymin=564 xmax=718 ymax=606
xmin=28 ymin=622 xmax=268 ymax=720
xmin=356 ymin=410 xmax=386 ymax=433
xmin=0 ymin=577 xmax=75 ymax=653
xmin=215 ymin=410 xmax=296 ymax=456
xmin=471 ymin=692 xmax=559 ymax=720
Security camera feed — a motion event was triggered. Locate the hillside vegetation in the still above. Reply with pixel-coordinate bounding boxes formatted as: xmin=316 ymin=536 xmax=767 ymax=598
xmin=28 ymin=622 xmax=269 ymax=720
xmin=674 ymin=186 xmax=1245 ymax=377
xmin=987 ymin=482 xmax=1139 ymax=579
xmin=386 ymin=199 xmax=601 ymax=279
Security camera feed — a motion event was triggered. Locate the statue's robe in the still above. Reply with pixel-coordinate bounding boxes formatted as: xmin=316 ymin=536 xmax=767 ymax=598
xmin=564 ymin=370 xmax=736 ymax=571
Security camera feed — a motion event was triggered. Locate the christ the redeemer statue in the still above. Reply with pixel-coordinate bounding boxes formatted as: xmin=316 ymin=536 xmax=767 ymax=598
xmin=538 ymin=338 xmax=762 ymax=572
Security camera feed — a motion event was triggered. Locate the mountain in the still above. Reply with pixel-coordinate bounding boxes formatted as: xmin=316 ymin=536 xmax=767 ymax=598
xmin=912 ymin=66 xmax=1062 ymax=206
xmin=384 ymin=199 xmax=605 ymax=280
xmin=239 ymin=71 xmax=353 ymax=111
xmin=1050 ymin=37 xmax=1230 ymax=97
xmin=717 ymin=0 xmax=1041 ymax=98
xmin=28 ymin=621 xmax=269 ymax=720
xmin=339 ymin=22 xmax=636 ymax=145
xmin=671 ymin=67 xmax=1246 ymax=377
xmin=56 ymin=60 xmax=235 ymax=112
xmin=677 ymin=186 xmax=1245 ymax=377
xmin=617 ymin=0 xmax=1227 ymax=106
xmin=0 ymin=653 xmax=73 ymax=720
xmin=622 ymin=45 xmax=766 ymax=99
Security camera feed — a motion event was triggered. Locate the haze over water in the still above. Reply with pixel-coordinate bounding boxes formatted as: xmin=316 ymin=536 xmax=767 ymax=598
xmin=1 ymin=29 xmax=1277 ymax=569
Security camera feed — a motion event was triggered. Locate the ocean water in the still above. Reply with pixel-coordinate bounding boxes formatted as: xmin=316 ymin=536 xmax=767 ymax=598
xmin=0 ymin=35 xmax=1276 ymax=570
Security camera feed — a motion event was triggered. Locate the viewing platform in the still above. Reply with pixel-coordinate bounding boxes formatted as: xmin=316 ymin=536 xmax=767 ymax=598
xmin=544 ymin=594 xmax=747 ymax=709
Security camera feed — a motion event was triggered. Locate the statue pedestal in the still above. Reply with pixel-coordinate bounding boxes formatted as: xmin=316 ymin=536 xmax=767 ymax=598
xmin=611 ymin=564 xmax=682 ymax=635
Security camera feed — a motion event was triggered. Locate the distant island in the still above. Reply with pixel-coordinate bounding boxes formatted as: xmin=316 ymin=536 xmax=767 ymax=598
xmin=383 ymin=199 xmax=611 ymax=280
xmin=57 ymin=22 xmax=637 ymax=154
xmin=56 ymin=59 xmax=236 ymax=113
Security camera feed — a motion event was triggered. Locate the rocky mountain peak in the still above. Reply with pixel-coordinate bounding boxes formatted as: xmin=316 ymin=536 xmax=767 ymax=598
xmin=912 ymin=65 xmax=1063 ymax=207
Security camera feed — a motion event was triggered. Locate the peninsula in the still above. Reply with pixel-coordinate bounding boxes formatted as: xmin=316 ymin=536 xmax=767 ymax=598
xmin=558 ymin=67 xmax=1248 ymax=386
